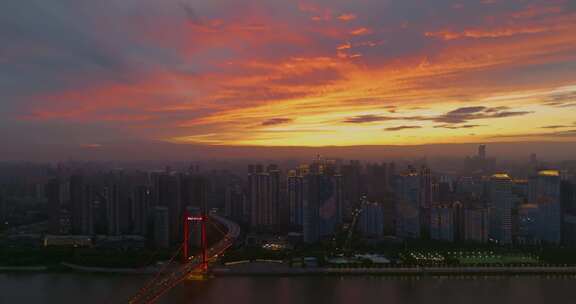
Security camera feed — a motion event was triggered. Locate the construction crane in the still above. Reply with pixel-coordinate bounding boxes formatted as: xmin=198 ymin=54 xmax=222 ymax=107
xmin=342 ymin=204 xmax=363 ymax=256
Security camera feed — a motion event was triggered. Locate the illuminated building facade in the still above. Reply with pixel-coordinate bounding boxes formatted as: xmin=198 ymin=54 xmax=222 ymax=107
xmin=488 ymin=173 xmax=513 ymax=244
xmin=529 ymin=170 xmax=561 ymax=244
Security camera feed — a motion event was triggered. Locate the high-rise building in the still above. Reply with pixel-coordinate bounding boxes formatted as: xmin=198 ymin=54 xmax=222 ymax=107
xmin=516 ymin=204 xmax=539 ymax=244
xmin=365 ymin=162 xmax=389 ymax=201
xmin=419 ymin=166 xmax=432 ymax=209
xmin=46 ymin=178 xmax=63 ymax=234
xmin=303 ymin=158 xmax=342 ymax=243
xmin=561 ymin=179 xmax=576 ymax=244
xmin=488 ymin=173 xmax=514 ymax=244
xmin=430 ymin=205 xmax=454 ymax=242
xmin=395 ymin=168 xmax=421 ymax=239
xmin=180 ymin=174 xmax=208 ymax=212
xmin=268 ymin=164 xmax=281 ymax=226
xmin=224 ymin=184 xmax=245 ymax=223
xmin=132 ymin=186 xmax=152 ymax=236
xmin=464 ymin=144 xmax=495 ymax=175
xmin=105 ymin=184 xmax=120 ymax=236
xmin=153 ymin=206 xmax=170 ymax=249
xmin=341 ymin=160 xmax=362 ymax=220
xmin=436 ymin=176 xmax=452 ymax=204
xmin=287 ymin=170 xmax=305 ymax=228
xmin=70 ymin=175 xmax=93 ymax=235
xmin=478 ymin=144 xmax=486 ymax=160
xmin=464 ymin=208 xmax=489 ymax=243
xmin=247 ymin=164 xmax=279 ymax=231
xmin=359 ymin=200 xmax=384 ymax=238
xmin=529 ymin=170 xmax=561 ymax=244
xmin=157 ymin=174 xmax=181 ymax=244
xmin=419 ymin=166 xmax=432 ymax=238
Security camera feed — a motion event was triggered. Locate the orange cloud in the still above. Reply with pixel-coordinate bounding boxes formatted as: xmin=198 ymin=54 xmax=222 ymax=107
xmin=337 ymin=13 xmax=357 ymax=22
xmin=426 ymin=24 xmax=564 ymax=40
xmin=350 ymin=27 xmax=371 ymax=36
xmin=336 ymin=42 xmax=351 ymax=50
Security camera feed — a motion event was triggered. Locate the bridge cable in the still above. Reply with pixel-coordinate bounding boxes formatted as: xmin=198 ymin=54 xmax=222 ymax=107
xmin=128 ymin=244 xmax=184 ymax=303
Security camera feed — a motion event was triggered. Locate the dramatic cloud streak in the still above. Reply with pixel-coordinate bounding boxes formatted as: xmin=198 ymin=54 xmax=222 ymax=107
xmin=1 ymin=0 xmax=575 ymax=148
xmin=384 ymin=125 xmax=422 ymax=131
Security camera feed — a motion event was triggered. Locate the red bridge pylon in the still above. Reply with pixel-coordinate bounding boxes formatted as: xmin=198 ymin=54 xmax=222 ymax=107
xmin=183 ymin=210 xmax=208 ymax=272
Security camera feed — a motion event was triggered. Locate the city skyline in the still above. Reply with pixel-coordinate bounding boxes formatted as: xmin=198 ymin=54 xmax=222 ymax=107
xmin=2 ymin=145 xmax=576 ymax=303
xmin=1 ymin=0 xmax=576 ymax=156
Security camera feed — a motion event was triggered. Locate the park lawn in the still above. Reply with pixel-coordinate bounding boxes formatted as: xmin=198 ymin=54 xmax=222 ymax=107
xmin=457 ymin=255 xmax=539 ymax=265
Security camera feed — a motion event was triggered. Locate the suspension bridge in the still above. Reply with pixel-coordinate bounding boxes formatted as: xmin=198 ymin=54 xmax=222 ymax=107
xmin=127 ymin=212 xmax=240 ymax=304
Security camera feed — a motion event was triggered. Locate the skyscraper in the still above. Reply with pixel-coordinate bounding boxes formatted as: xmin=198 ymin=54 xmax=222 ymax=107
xmin=395 ymin=168 xmax=421 ymax=239
xmin=488 ymin=173 xmax=514 ymax=244
xmin=464 ymin=208 xmax=489 ymax=243
xmin=464 ymin=144 xmax=495 ymax=175
xmin=359 ymin=199 xmax=384 ymax=238
xmin=70 ymin=175 xmax=93 ymax=235
xmin=419 ymin=166 xmax=432 ymax=238
xmin=303 ymin=158 xmax=342 ymax=243
xmin=516 ymin=204 xmax=539 ymax=244
xmin=105 ymin=184 xmax=120 ymax=236
xmin=224 ymin=184 xmax=245 ymax=223
xmin=561 ymin=179 xmax=576 ymax=244
xmin=132 ymin=185 xmax=152 ymax=236
xmin=287 ymin=170 xmax=305 ymax=228
xmin=268 ymin=164 xmax=281 ymax=227
xmin=247 ymin=164 xmax=279 ymax=231
xmin=529 ymin=170 xmax=561 ymax=244
xmin=46 ymin=178 xmax=62 ymax=234
xmin=430 ymin=205 xmax=454 ymax=242
xmin=180 ymin=174 xmax=208 ymax=212
xmin=153 ymin=206 xmax=170 ymax=249
xmin=340 ymin=160 xmax=362 ymax=220
xmin=419 ymin=166 xmax=432 ymax=209
xmin=478 ymin=144 xmax=486 ymax=160
xmin=157 ymin=174 xmax=181 ymax=244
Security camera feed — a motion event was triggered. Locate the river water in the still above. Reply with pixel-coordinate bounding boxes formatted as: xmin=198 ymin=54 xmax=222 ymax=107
xmin=1 ymin=274 xmax=576 ymax=304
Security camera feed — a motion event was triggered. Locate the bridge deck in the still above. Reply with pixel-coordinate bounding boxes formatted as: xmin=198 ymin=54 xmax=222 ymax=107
xmin=128 ymin=214 xmax=240 ymax=304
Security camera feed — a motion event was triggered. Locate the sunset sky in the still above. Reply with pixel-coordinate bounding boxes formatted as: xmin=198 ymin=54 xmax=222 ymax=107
xmin=2 ymin=0 xmax=576 ymax=151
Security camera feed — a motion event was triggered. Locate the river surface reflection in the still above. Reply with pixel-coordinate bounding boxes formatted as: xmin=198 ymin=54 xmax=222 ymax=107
xmin=2 ymin=274 xmax=576 ymax=304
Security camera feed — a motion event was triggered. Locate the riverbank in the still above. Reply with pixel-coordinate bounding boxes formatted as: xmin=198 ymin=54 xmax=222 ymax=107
xmin=6 ymin=261 xmax=576 ymax=276
xmin=212 ymin=262 xmax=576 ymax=276
xmin=60 ymin=262 xmax=162 ymax=274
xmin=0 ymin=262 xmax=162 ymax=274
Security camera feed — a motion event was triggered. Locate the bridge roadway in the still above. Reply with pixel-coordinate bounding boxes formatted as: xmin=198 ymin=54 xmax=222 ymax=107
xmin=129 ymin=214 xmax=240 ymax=304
